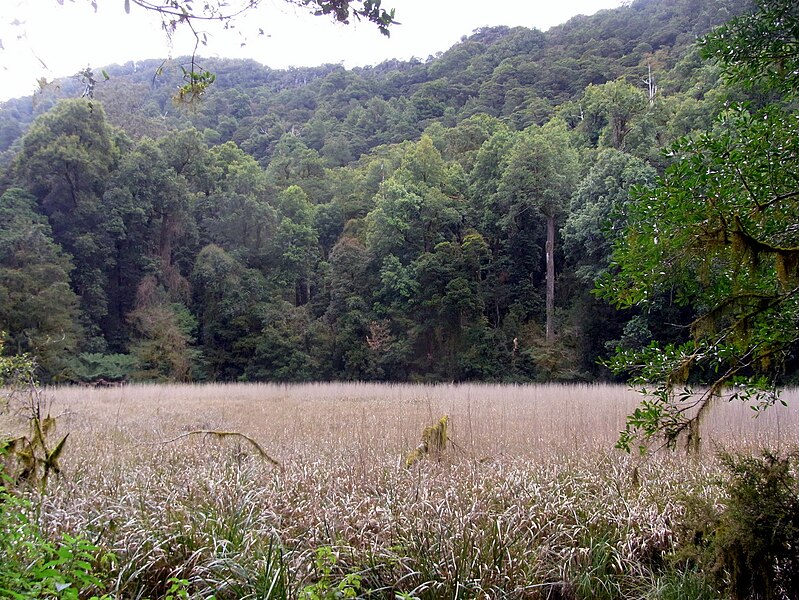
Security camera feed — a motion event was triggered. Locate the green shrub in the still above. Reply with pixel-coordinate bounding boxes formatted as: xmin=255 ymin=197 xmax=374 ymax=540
xmin=678 ymin=451 xmax=799 ymax=600
xmin=1 ymin=342 xmax=114 ymax=599
xmin=62 ymin=352 xmax=137 ymax=384
xmin=300 ymin=547 xmax=362 ymax=600
xmin=0 ymin=455 xmax=114 ymax=599
xmin=647 ymin=567 xmax=720 ymax=600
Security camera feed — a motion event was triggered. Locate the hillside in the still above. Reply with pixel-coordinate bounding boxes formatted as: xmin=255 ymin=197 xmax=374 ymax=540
xmin=0 ymin=0 xmax=749 ymax=166
xmin=0 ymin=0 xmax=764 ymax=384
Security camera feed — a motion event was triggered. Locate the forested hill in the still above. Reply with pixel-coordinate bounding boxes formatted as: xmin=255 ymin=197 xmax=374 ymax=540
xmin=0 ymin=0 xmax=747 ymax=166
xmin=0 ymin=0 xmax=761 ymax=384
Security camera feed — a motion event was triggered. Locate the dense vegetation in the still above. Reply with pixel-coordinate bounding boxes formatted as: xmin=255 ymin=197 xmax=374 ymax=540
xmin=3 ymin=2 xmax=799 ymax=597
xmin=5 ymin=378 xmax=799 ymax=600
xmin=0 ymin=0 xmax=771 ymax=385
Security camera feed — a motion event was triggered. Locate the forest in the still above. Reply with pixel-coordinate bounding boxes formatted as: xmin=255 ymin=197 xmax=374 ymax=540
xmin=0 ymin=0 xmax=789 ymax=386
xmin=2 ymin=1 xmax=799 ymax=597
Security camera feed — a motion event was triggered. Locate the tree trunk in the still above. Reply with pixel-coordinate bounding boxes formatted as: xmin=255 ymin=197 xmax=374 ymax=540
xmin=546 ymin=212 xmax=555 ymax=344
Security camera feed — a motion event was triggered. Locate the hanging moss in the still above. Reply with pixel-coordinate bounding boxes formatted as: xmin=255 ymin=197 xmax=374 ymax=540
xmin=405 ymin=415 xmax=449 ymax=468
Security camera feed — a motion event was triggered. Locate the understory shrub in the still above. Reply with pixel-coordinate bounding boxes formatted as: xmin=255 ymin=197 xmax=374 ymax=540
xmin=0 ymin=449 xmax=114 ymax=599
xmin=678 ymin=450 xmax=799 ymax=600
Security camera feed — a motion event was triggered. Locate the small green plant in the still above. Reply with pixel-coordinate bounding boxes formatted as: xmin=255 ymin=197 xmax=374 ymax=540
xmin=5 ymin=413 xmax=68 ymax=488
xmin=300 ymin=547 xmax=362 ymax=600
xmin=1 ymin=337 xmax=68 ymax=490
xmin=647 ymin=567 xmax=719 ymax=600
xmin=0 ymin=453 xmax=114 ymax=599
xmin=568 ymin=534 xmax=625 ymax=600
xmin=163 ymin=577 xmax=193 ymax=600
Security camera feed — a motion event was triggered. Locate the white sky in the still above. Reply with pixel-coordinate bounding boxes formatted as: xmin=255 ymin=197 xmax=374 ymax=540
xmin=0 ymin=0 xmax=623 ymax=101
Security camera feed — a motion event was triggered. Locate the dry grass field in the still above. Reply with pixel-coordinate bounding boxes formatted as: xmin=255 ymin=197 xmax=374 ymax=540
xmin=21 ymin=383 xmax=799 ymax=599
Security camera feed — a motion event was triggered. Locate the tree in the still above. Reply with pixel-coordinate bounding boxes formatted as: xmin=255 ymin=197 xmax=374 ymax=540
xmin=578 ymin=80 xmax=648 ymax=150
xmin=325 ymin=236 xmax=376 ymax=379
xmin=499 ymin=120 xmax=579 ymax=344
xmin=104 ymin=137 xmax=194 ymax=318
xmin=272 ymin=185 xmax=320 ymax=306
xmin=411 ymin=240 xmax=491 ymax=380
xmin=265 ymin=135 xmax=328 ymax=200
xmin=598 ymin=0 xmax=799 ymax=451
xmin=0 ymin=189 xmax=81 ymax=379
xmin=562 ymin=148 xmax=656 ymax=285
xmin=194 ymin=140 xmax=276 ymax=267
xmin=190 ymin=244 xmax=270 ymax=379
xmin=127 ymin=275 xmax=197 ymax=381
xmin=560 ymin=149 xmax=656 ymax=376
xmin=365 ymin=135 xmax=462 ymax=262
xmin=15 ymin=99 xmax=122 ymax=350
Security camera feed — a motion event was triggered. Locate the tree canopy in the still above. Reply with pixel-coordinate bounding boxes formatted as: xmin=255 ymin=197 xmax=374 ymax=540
xmin=599 ymin=0 xmax=799 ymax=452
xmin=0 ymin=0 xmax=772 ymax=388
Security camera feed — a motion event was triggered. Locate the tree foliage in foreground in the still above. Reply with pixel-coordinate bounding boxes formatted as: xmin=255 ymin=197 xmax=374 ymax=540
xmin=125 ymin=0 xmax=397 ymax=35
xmin=599 ymin=0 xmax=799 ymax=451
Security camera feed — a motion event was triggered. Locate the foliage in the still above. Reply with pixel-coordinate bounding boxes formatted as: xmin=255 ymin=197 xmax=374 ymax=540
xmin=0 ymin=490 xmax=113 ymax=600
xmin=562 ymin=148 xmax=656 ymax=285
xmin=5 ymin=413 xmax=69 ymax=490
xmin=0 ymin=339 xmax=69 ymax=490
xmin=128 ymin=297 xmax=198 ymax=382
xmin=2 ymin=0 xmax=745 ymax=166
xmin=162 ymin=577 xmax=191 ymax=600
xmin=300 ymin=547 xmax=362 ymax=600
xmin=0 ymin=188 xmax=81 ymax=379
xmin=0 ymin=346 xmax=113 ymax=599
xmin=599 ymin=0 xmax=799 ymax=451
xmin=14 ymin=99 xmax=121 ymax=352
xmin=61 ymin=352 xmax=138 ymax=384
xmin=0 ymin=337 xmax=37 ymax=411
xmin=700 ymin=0 xmax=799 ymax=95
xmin=646 ymin=568 xmax=719 ymax=600
xmin=0 ymin=0 xmax=766 ymax=385
xmin=677 ymin=451 xmax=799 ymax=600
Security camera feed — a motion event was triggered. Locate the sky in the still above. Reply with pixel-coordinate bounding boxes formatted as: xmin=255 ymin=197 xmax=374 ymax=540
xmin=0 ymin=0 xmax=624 ymax=101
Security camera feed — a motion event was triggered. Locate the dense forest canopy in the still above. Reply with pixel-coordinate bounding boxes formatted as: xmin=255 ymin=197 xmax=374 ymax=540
xmin=1 ymin=0 xmax=783 ymax=387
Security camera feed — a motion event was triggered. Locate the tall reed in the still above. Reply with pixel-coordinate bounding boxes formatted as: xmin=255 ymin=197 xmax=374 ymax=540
xmin=31 ymin=383 xmax=799 ymax=598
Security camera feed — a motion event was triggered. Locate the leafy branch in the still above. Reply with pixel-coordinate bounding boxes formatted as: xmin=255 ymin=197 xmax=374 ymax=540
xmin=608 ymin=284 xmax=799 ymax=452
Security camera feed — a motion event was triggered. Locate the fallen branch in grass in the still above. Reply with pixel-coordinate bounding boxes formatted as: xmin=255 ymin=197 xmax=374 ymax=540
xmin=138 ymin=430 xmax=283 ymax=470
